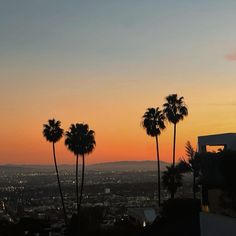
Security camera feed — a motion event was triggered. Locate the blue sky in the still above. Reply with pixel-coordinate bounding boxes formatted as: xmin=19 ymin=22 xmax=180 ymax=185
xmin=1 ymin=0 xmax=236 ymax=72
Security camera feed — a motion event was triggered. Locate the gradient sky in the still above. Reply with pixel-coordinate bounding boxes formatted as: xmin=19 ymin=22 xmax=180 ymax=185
xmin=0 ymin=1 xmax=236 ymax=164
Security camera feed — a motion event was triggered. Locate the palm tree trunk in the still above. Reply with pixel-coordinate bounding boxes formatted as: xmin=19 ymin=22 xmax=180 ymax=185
xmin=171 ymin=124 xmax=177 ymax=200
xmin=79 ymin=154 xmax=85 ymax=211
xmin=155 ymin=135 xmax=161 ymax=207
xmin=171 ymin=190 xmax=174 ymax=199
xmin=52 ymin=142 xmax=67 ymax=226
xmin=76 ymin=154 xmax=79 ymax=216
xmin=193 ymin=170 xmax=196 ymax=200
xmin=173 ymin=123 xmax=176 ymax=167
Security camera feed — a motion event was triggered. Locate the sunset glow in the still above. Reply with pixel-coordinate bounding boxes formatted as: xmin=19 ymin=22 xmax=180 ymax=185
xmin=1 ymin=1 xmax=236 ymax=164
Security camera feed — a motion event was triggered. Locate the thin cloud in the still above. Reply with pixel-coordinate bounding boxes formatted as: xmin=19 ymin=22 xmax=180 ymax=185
xmin=225 ymin=52 xmax=236 ymax=61
xmin=209 ymin=102 xmax=236 ymax=106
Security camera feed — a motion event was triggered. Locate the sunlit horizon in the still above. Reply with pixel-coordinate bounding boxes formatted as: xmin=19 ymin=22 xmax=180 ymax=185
xmin=1 ymin=1 xmax=236 ymax=164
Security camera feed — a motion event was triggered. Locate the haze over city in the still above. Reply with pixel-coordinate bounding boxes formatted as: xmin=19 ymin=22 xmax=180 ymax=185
xmin=1 ymin=1 xmax=236 ymax=165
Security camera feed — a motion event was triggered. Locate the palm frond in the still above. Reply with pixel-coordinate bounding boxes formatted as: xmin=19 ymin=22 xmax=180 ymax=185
xmin=42 ymin=118 xmax=64 ymax=143
xmin=65 ymin=123 xmax=96 ymax=156
xmin=141 ymin=107 xmax=166 ymax=137
xmin=163 ymin=94 xmax=188 ymax=124
xmin=185 ymin=141 xmax=195 ymax=158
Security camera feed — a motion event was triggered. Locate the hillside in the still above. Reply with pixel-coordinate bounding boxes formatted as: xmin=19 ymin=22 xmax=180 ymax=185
xmin=87 ymin=160 xmax=169 ymax=172
xmin=0 ymin=161 xmax=170 ymax=173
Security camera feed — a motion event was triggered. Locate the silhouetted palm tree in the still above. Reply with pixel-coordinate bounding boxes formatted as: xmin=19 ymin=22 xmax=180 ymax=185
xmin=162 ymin=165 xmax=183 ymax=199
xmin=142 ymin=107 xmax=166 ymax=207
xmin=163 ymin=94 xmax=188 ymax=199
xmin=178 ymin=141 xmax=200 ymax=199
xmin=43 ymin=119 xmax=67 ymax=225
xmin=65 ymin=123 xmax=96 ymax=216
xmin=163 ymin=94 xmax=188 ymax=167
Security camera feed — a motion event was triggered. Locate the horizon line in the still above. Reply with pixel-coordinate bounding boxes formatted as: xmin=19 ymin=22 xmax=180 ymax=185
xmin=0 ymin=159 xmax=171 ymax=167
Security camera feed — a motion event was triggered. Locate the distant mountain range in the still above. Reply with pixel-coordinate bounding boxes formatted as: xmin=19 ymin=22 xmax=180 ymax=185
xmin=0 ymin=161 xmax=170 ymax=173
xmin=87 ymin=161 xmax=169 ymax=172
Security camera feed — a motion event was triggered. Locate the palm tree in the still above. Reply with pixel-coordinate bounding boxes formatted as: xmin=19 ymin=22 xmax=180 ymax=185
xmin=142 ymin=107 xmax=166 ymax=207
xmin=162 ymin=165 xmax=183 ymax=199
xmin=43 ymin=119 xmax=67 ymax=225
xmin=178 ymin=141 xmax=200 ymax=199
xmin=65 ymin=123 xmax=96 ymax=216
xmin=163 ymin=94 xmax=188 ymax=167
xmin=163 ymin=94 xmax=188 ymax=199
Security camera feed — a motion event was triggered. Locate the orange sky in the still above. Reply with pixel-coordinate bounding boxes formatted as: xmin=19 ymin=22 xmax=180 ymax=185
xmin=0 ymin=70 xmax=235 ymax=164
xmin=0 ymin=1 xmax=236 ymax=164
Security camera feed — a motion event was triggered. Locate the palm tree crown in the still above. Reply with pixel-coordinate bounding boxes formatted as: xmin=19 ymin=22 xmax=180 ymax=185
xmin=142 ymin=107 xmax=166 ymax=137
xmin=43 ymin=119 xmax=64 ymax=143
xmin=163 ymin=94 xmax=188 ymax=124
xmin=65 ymin=123 xmax=96 ymax=156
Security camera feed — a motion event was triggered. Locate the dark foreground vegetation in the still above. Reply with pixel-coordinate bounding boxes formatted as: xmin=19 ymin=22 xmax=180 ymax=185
xmin=0 ymin=199 xmax=201 ymax=236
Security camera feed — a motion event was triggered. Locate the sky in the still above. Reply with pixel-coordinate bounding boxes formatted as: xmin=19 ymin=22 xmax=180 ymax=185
xmin=0 ymin=0 xmax=236 ymax=165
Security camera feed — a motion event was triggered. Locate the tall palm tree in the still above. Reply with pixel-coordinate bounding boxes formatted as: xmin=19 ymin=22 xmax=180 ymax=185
xmin=163 ymin=94 xmax=188 ymax=199
xmin=43 ymin=119 xmax=67 ymax=225
xmin=163 ymin=94 xmax=188 ymax=168
xmin=142 ymin=107 xmax=166 ymax=207
xmin=65 ymin=123 xmax=96 ymax=216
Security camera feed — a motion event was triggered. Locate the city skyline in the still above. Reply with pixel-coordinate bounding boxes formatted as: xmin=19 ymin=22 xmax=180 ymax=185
xmin=1 ymin=1 xmax=236 ymax=164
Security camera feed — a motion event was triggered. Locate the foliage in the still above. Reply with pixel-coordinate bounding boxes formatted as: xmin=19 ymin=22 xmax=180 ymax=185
xmin=162 ymin=165 xmax=183 ymax=197
xmin=65 ymin=123 xmax=96 ymax=156
xmin=142 ymin=107 xmax=166 ymax=137
xmin=178 ymin=141 xmax=201 ymax=198
xmin=161 ymin=198 xmax=201 ymax=219
xmin=68 ymin=207 xmax=104 ymax=235
xmin=163 ymin=94 xmax=188 ymax=125
xmin=43 ymin=119 xmax=64 ymax=143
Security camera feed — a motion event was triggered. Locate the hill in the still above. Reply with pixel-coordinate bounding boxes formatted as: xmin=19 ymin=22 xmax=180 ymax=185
xmin=87 ymin=160 xmax=169 ymax=172
xmin=0 ymin=161 xmax=170 ymax=173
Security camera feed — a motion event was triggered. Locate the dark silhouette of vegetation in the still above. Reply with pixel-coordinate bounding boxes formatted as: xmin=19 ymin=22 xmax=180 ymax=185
xmin=0 ymin=218 xmax=51 ymax=236
xmin=145 ymin=199 xmax=200 ymax=236
xmin=178 ymin=141 xmax=201 ymax=199
xmin=65 ymin=123 xmax=96 ymax=218
xmin=162 ymin=164 xmax=183 ymax=199
xmin=163 ymin=94 xmax=188 ymax=199
xmin=142 ymin=107 xmax=166 ymax=207
xmin=42 ymin=119 xmax=67 ymax=226
xmin=68 ymin=207 xmax=104 ymax=236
